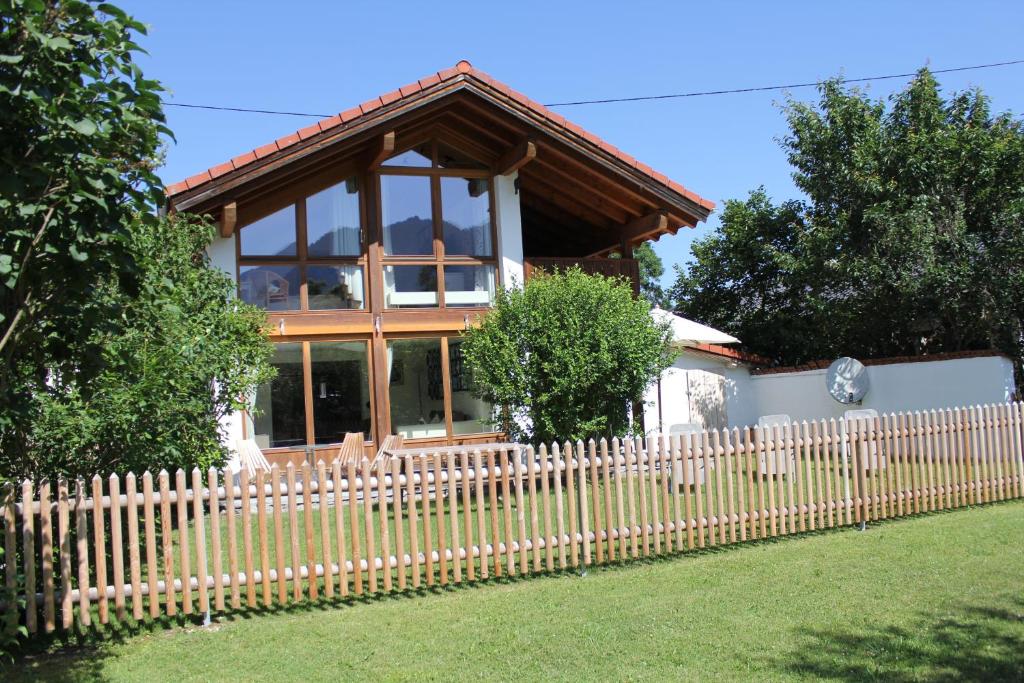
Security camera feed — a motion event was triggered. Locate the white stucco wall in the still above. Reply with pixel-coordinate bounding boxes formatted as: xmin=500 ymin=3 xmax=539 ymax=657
xmin=649 ymin=351 xmax=1016 ymax=433
xmin=494 ymin=171 xmax=524 ymax=289
xmin=206 ymin=235 xmax=245 ymax=453
xmin=746 ymin=355 xmax=1017 ymax=424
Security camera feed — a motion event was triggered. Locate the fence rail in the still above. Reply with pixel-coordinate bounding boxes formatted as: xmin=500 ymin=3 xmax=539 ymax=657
xmin=3 ymin=401 xmax=1023 ymax=636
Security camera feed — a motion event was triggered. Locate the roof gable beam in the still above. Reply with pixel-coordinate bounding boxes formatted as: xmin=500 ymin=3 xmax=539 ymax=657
xmin=495 ymin=139 xmax=536 ymax=176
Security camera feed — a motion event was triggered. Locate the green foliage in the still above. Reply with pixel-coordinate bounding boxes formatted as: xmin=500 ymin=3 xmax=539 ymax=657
xmin=634 ymin=242 xmax=667 ymax=307
xmin=0 ymin=1 xmax=168 ymax=439
xmin=671 ymin=69 xmax=1024 ymax=372
xmin=460 ymin=268 xmax=672 ymax=445
xmin=3 ymin=214 xmax=276 ymax=481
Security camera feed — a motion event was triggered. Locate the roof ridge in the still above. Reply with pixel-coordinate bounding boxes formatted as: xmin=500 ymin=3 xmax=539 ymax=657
xmin=165 ymin=61 xmax=715 ymax=213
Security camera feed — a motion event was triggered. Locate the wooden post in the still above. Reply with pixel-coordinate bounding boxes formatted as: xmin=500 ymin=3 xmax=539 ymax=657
xmin=693 ymin=434 xmax=706 ymax=548
xmin=461 ymin=451 xmax=476 ymax=580
xmin=635 ymin=437 xmax=651 ymax=554
xmin=436 ymin=453 xmax=450 ymax=584
xmin=23 ymin=480 xmax=38 ymax=632
xmin=58 ymin=479 xmax=73 ymax=629
xmin=486 ymin=449 xmax=501 ymax=577
xmin=500 ymin=448 xmax=516 ymax=575
xmin=577 ymin=441 xmax=592 ymax=566
xmin=380 ymin=460 xmax=393 ymax=591
xmin=601 ymin=439 xmax=618 ymax=559
xmin=713 ymin=430 xmax=728 ymax=544
xmin=362 ymin=459 xmax=378 ymax=592
xmin=317 ymin=461 xmax=334 ymax=598
xmin=647 ymin=437 xmax=663 ymax=552
xmin=333 ymin=460 xmax=349 ymax=597
xmin=241 ymin=468 xmax=256 ymax=606
xmin=624 ymin=439 xmax=639 ymax=557
xmin=255 ymin=468 xmax=271 ymax=606
xmin=143 ymin=472 xmax=159 ymax=618
xmin=724 ymin=430 xmax=738 ymax=543
xmin=107 ymin=475 xmax=124 ymax=623
xmin=226 ymin=469 xmax=241 ymax=607
xmin=190 ymin=470 xmax=210 ymax=615
xmin=472 ymin=450 xmax=487 ymax=580
xmin=40 ymin=480 xmax=56 ymax=632
xmin=175 ymin=470 xmax=192 ymax=615
xmin=269 ymin=465 xmax=286 ymax=604
xmin=347 ymin=460 xmax=363 ymax=594
xmin=565 ymin=442 xmax=580 ymax=567
xmin=615 ymin=438 xmax=629 ymax=558
xmin=75 ymin=479 xmax=92 ymax=626
xmin=767 ymin=427 xmax=779 ymax=535
xmin=422 ymin=454 xmax=436 ymax=587
xmin=589 ymin=440 xmax=604 ymax=561
xmin=550 ymin=444 xmax=567 ymax=568
xmin=3 ymin=485 xmax=16 ymax=631
xmin=681 ymin=433 xmax=695 ymax=549
xmin=658 ymin=435 xmax=674 ymax=552
xmin=391 ymin=459 xmax=406 ymax=590
xmin=539 ymin=445 xmax=554 ymax=571
xmin=90 ymin=476 xmax=108 ymax=623
xmin=158 ymin=471 xmax=176 ymax=616
xmin=514 ymin=447 xmax=529 ymax=574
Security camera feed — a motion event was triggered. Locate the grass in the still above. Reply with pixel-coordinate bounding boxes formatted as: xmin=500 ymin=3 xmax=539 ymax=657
xmin=8 ymin=499 xmax=1023 ymax=681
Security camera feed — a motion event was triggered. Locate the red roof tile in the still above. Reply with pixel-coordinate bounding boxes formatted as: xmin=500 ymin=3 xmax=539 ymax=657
xmin=166 ymin=60 xmax=716 ymax=214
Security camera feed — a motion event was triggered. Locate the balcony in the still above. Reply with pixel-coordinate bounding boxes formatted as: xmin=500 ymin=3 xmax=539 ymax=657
xmin=523 ymin=257 xmax=640 ymax=295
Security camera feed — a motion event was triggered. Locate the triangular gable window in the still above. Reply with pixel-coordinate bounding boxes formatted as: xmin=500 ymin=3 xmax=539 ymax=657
xmin=383 ymin=143 xmax=431 ymax=168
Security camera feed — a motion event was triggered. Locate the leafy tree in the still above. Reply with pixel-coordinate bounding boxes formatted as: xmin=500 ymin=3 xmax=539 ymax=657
xmin=634 ymin=242 xmax=667 ymax=307
xmin=5 ymin=214 xmax=275 ymax=482
xmin=0 ymin=0 xmax=168 ymax=450
xmin=671 ymin=69 xmax=1024 ymax=374
xmin=460 ymin=268 xmax=672 ymax=445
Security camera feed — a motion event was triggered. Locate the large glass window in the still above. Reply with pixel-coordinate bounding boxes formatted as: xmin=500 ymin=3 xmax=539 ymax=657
xmin=387 ymin=339 xmax=447 ymax=439
xmin=379 ymin=138 xmax=497 ymax=309
xmin=251 ymin=343 xmax=306 ymax=449
xmin=448 ymin=339 xmax=493 ymax=434
xmin=249 ymin=340 xmax=373 ymax=449
xmin=381 ymin=175 xmax=433 ymax=256
xmin=238 ymin=175 xmax=365 ymax=311
xmin=306 ymin=179 xmax=361 ymax=257
xmin=239 ymin=206 xmax=297 ymax=257
xmin=310 ymin=342 xmax=372 ymax=444
xmin=441 ymin=177 xmax=491 ymax=256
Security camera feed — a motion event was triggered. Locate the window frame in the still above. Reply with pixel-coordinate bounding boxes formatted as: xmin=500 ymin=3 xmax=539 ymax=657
xmin=377 ymin=138 xmax=500 ymax=310
xmin=237 ymin=175 xmax=369 ymax=312
xmin=244 ymin=337 xmax=377 ymax=451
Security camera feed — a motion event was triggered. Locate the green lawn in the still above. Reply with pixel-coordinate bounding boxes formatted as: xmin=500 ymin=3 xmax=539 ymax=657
xmin=9 ymin=500 xmax=1023 ymax=682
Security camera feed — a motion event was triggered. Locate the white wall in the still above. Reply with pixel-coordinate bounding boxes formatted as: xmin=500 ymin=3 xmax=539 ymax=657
xmin=494 ymin=171 xmax=524 ymax=289
xmin=649 ymin=351 xmax=1017 ymax=433
xmin=747 ymin=355 xmax=1016 ymax=424
xmin=207 ymin=235 xmax=245 ymax=452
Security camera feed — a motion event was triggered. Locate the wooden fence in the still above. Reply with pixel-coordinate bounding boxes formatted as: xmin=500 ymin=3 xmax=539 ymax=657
xmin=3 ymin=401 xmax=1023 ymax=637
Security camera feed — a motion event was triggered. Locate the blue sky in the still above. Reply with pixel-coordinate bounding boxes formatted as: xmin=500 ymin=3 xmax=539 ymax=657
xmin=121 ymin=1 xmax=1024 ymax=288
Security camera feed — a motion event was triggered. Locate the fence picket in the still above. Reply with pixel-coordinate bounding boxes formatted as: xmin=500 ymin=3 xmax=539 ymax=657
xmin=380 ymin=458 xmax=393 ymax=592
xmin=635 ymin=437 xmax=650 ymax=555
xmin=513 ymin=446 xmax=529 ymax=574
xmin=599 ymin=440 xmax=615 ymax=559
xmin=89 ymin=476 xmax=107 ymax=624
xmin=174 ymin=470 xmax=192 ymax=615
xmin=713 ymin=430 xmax=727 ymax=544
xmin=658 ymin=436 xmax=674 ymax=552
xmin=208 ymin=468 xmax=225 ymax=611
xmin=450 ymin=452 xmax=466 ymax=582
xmin=693 ymin=434 xmax=706 ymax=547
xmin=436 ymin=452 xmax=450 ymax=584
xmin=565 ymin=442 xmax=580 ymax=567
xmin=406 ymin=456 xmax=420 ymax=589
xmin=524 ymin=446 xmax=539 ymax=572
xmin=58 ymin=480 xmax=73 ymax=629
xmin=317 ymin=460 xmax=333 ymax=598
xmin=462 ymin=450 xmax=477 ymax=580
xmin=22 ymin=480 xmax=37 ymax=633
xmin=301 ymin=462 xmax=317 ymax=600
xmin=724 ymin=430 xmax=738 ymax=543
xmin=486 ymin=449 xmax=501 ymax=577
xmin=551 ymin=444 xmax=567 ymax=568
xmin=392 ymin=459 xmax=406 ymax=590
xmin=578 ymin=441 xmax=592 ymax=566
xmin=270 ymin=465 xmax=286 ymax=604
xmin=40 ymin=480 xmax=55 ymax=632
xmin=500 ymin=448 xmax=516 ymax=575
xmin=800 ymin=423 xmax=813 ymax=531
xmin=623 ymin=439 xmax=639 ymax=558
xmin=647 ymin=437 xmax=662 ymax=552
xmin=766 ymin=427 xmax=779 ymax=536
xmin=255 ymin=469 xmax=270 ymax=606
xmin=76 ymin=479 xmax=92 ymax=626
xmin=107 ymin=475 xmax=124 ymax=623
xmin=4 ymin=486 xmax=17 ymax=630
xmin=333 ymin=460 xmax=349 ymax=597
xmin=615 ymin=438 xmax=629 ymax=558
xmin=143 ymin=473 xmax=159 ymax=618
xmin=227 ymin=468 xmax=242 ymax=607
xmin=681 ymin=433 xmax=695 ymax=549
xmin=1013 ymin=403 xmax=1024 ymax=497
xmin=422 ymin=453 xmax=435 ymax=587
xmin=471 ymin=450 xmax=487 ymax=581
xmin=241 ymin=468 xmax=256 ymax=606
xmin=362 ymin=459 xmax=378 ymax=592
xmin=158 ymin=471 xmax=175 ymax=616
xmin=588 ymin=441 xmax=604 ymax=562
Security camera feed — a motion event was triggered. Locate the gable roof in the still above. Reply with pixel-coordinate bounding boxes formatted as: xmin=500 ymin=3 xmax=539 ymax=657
xmin=165 ymin=60 xmax=714 ymax=222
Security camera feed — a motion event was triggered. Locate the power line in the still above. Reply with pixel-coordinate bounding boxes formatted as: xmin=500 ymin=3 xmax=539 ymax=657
xmin=162 ymin=58 xmax=1024 ymax=118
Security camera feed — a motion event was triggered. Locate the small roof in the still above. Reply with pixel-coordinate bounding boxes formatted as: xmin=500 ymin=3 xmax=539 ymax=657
xmin=652 ymin=307 xmax=740 ymax=345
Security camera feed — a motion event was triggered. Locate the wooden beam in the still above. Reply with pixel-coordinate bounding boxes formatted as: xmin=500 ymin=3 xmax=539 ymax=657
xmin=620 ymin=211 xmax=669 ymax=243
xmin=495 ymin=139 xmax=536 ymax=176
xmin=220 ymin=202 xmax=237 ymax=238
xmin=366 ymin=130 xmax=397 ymax=170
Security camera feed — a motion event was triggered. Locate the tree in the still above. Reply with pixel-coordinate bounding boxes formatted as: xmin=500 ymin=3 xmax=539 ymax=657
xmin=0 ymin=0 xmax=168 ymax=447
xmin=670 ymin=69 xmax=1024 ymax=373
xmin=460 ymin=268 xmax=672 ymax=445
xmin=635 ymin=242 xmax=667 ymax=307
xmin=4 ymin=214 xmax=275 ymax=482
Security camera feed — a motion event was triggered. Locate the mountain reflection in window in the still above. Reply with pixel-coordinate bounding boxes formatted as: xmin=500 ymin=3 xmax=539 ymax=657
xmin=381 ymin=175 xmax=433 ymax=255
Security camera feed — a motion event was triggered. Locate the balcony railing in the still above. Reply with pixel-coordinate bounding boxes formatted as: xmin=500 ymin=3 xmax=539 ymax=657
xmin=523 ymin=257 xmax=640 ymax=295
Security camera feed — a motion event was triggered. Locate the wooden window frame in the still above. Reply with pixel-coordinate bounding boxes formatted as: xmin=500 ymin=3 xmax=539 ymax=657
xmin=377 ymin=138 xmax=501 ymax=311
xmin=237 ymin=174 xmax=369 ymax=313
xmin=382 ymin=332 xmax=498 ymax=445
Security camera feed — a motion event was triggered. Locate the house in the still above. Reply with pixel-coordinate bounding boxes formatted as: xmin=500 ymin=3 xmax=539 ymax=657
xmin=644 ymin=308 xmax=1017 ymax=434
xmin=165 ymin=60 xmax=715 ymax=464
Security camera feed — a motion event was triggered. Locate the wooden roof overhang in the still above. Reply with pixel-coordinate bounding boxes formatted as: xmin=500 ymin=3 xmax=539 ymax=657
xmin=166 ymin=61 xmax=714 ymax=252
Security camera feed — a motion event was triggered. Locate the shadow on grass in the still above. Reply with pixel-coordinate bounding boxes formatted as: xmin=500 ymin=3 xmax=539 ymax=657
xmin=771 ymin=598 xmax=1024 ymax=682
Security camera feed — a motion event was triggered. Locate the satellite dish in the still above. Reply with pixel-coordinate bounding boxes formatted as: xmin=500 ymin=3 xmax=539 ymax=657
xmin=826 ymin=357 xmax=869 ymax=404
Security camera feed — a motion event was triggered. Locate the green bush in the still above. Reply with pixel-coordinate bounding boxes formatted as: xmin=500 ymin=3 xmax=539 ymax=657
xmin=460 ymin=268 xmax=672 ymax=445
